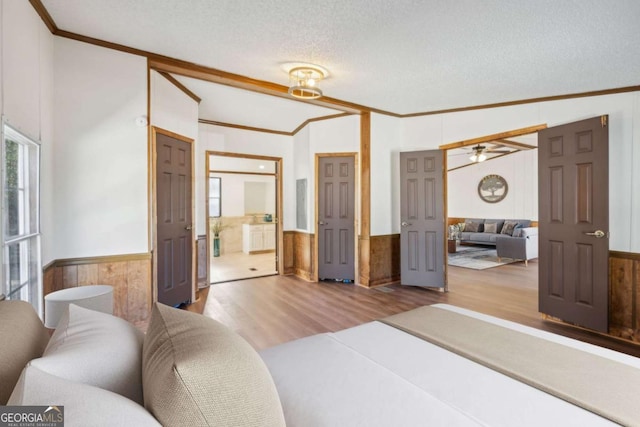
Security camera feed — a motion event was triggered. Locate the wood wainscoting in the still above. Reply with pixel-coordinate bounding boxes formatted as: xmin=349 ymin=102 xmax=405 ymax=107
xmin=196 ymin=235 xmax=208 ymax=287
xmin=609 ymin=251 xmax=640 ymax=342
xmin=369 ymin=234 xmax=401 ymax=287
xmin=284 ymin=231 xmax=399 ymax=287
xmin=283 ymin=231 xmax=314 ymax=281
xmin=43 ymin=253 xmax=152 ymax=328
xmin=282 ymin=231 xmax=295 ymax=275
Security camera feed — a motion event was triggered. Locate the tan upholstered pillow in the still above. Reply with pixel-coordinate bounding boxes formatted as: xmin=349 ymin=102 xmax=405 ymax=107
xmin=0 ymin=301 xmax=49 ymax=404
xmin=142 ymin=304 xmax=285 ymax=427
xmin=484 ymin=222 xmax=497 ymax=233
xmin=30 ymin=304 xmax=144 ymax=404
xmin=9 ymin=365 xmax=160 ymax=427
xmin=465 ymin=221 xmax=481 ymax=232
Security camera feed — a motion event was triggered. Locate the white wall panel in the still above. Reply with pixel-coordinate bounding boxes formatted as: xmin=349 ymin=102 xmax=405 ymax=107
xmin=293 ymin=126 xmax=311 ymax=231
xmin=370 ymin=113 xmax=402 ymax=235
xmin=307 ymin=115 xmax=360 ymax=234
xmin=210 ymin=173 xmax=275 ymax=217
xmin=2 ymin=0 xmax=41 ymax=139
xmin=440 ymin=103 xmax=541 ymax=144
xmin=448 ymin=150 xmax=537 ymax=221
xmin=150 ymin=70 xmax=198 ymax=139
xmin=53 ymin=38 xmax=148 ymax=258
xmin=38 ymin=13 xmax=55 ymax=265
xmin=630 ymin=93 xmax=640 ymax=253
xmin=1 ymin=0 xmax=55 ymax=264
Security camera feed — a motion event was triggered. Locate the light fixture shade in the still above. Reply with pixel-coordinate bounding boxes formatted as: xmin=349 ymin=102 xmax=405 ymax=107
xmin=286 ymin=65 xmax=327 ymax=99
xmin=470 ymin=147 xmax=487 ymax=162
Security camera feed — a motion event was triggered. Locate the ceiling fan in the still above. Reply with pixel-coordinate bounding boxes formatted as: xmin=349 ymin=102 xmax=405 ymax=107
xmin=450 ymin=144 xmax=514 ymax=163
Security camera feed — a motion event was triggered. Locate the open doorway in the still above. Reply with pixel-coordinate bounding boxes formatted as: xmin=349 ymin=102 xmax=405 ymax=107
xmin=441 ymin=126 xmax=542 ymax=276
xmin=206 ymin=152 xmax=282 ymax=283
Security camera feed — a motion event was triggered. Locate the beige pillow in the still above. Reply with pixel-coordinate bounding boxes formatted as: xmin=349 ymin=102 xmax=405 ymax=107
xmin=29 ymin=304 xmax=144 ymax=404
xmin=465 ymin=221 xmax=481 ymax=232
xmin=142 ymin=303 xmax=285 ymax=427
xmin=0 ymin=300 xmax=49 ymax=404
xmin=9 ymin=365 xmax=160 ymax=427
xmin=483 ymin=222 xmax=497 ymax=233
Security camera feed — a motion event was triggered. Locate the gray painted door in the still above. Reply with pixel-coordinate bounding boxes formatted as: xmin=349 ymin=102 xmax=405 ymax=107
xmin=538 ymin=116 xmax=609 ymax=332
xmin=156 ymin=132 xmax=193 ymax=307
xmin=400 ymin=150 xmax=446 ymax=288
xmin=318 ymin=156 xmax=355 ymax=281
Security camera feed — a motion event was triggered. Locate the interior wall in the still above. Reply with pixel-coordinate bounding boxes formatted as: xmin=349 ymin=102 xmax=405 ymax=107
xmin=150 ymin=70 xmax=199 ymax=140
xmin=293 ymin=125 xmax=311 ymax=231
xmin=371 ymin=93 xmax=639 ymax=252
xmin=0 ymin=0 xmax=55 ymax=265
xmin=196 ymin=123 xmax=294 ymax=234
xmin=210 ymin=172 xmax=276 ymax=217
xmin=305 ymin=115 xmax=360 ymax=234
xmin=370 ymin=113 xmax=402 ymax=235
xmin=448 ymin=150 xmax=538 ymax=220
xmin=53 ymin=37 xmax=148 ymax=258
xmin=150 ymin=68 xmax=199 ymax=256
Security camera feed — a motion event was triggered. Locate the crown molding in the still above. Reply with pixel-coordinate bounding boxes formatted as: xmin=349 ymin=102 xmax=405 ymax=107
xmin=199 ymin=112 xmax=354 ymax=136
xmin=400 ymin=85 xmax=640 ymax=118
xmin=199 ymin=119 xmax=292 ymax=136
xmin=156 ymin=71 xmax=202 ymax=103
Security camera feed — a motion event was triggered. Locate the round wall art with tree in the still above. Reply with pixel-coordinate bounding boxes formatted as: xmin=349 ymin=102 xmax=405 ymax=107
xmin=477 ymin=174 xmax=508 ymax=203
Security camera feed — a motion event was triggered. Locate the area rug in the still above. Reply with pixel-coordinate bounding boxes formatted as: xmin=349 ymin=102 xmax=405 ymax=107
xmin=447 ymin=245 xmax=519 ymax=270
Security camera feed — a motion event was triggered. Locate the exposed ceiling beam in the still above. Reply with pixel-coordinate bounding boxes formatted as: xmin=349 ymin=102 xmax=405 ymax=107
xmin=148 ymin=59 xmax=372 ymax=116
xmin=494 ymin=139 xmax=537 ymax=150
xmin=199 ymin=112 xmax=354 ymax=136
xmin=199 ymin=119 xmax=292 ymax=136
xmin=439 ymin=124 xmax=547 ymax=151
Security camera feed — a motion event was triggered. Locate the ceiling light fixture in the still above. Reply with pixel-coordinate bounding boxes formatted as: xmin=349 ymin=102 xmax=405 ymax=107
xmin=283 ymin=63 xmax=329 ymax=100
xmin=469 ymin=145 xmax=487 ymax=163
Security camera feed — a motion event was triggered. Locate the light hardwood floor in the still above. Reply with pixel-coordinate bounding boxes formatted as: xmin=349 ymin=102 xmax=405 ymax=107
xmin=189 ymin=260 xmax=640 ymax=358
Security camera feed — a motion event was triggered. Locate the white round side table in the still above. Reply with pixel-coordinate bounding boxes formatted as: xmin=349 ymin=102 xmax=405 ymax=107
xmin=44 ymin=285 xmax=114 ymax=328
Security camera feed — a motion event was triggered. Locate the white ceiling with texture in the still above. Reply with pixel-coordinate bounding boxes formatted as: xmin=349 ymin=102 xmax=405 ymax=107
xmin=42 ymin=0 xmax=640 ymax=116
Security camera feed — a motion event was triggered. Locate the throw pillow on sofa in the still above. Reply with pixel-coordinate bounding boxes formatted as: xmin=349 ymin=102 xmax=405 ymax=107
xmin=9 ymin=365 xmax=160 ymax=427
xmin=29 ymin=304 xmax=144 ymax=404
xmin=0 ymin=300 xmax=49 ymax=405
xmin=484 ymin=222 xmax=498 ymax=233
xmin=142 ymin=303 xmax=286 ymax=427
xmin=465 ymin=222 xmax=482 ymax=232
xmin=501 ymin=221 xmax=519 ymax=236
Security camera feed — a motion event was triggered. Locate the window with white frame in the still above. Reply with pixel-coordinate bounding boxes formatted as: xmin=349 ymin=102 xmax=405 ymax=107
xmin=2 ymin=123 xmax=42 ymax=316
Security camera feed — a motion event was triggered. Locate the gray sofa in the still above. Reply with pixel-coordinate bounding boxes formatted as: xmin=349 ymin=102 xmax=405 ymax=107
xmin=459 ymin=218 xmax=531 ymax=245
xmin=456 ymin=218 xmax=538 ymax=266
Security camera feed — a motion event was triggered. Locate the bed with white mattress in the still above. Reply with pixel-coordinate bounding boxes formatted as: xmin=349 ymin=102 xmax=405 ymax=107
xmin=260 ymin=304 xmax=640 ymax=427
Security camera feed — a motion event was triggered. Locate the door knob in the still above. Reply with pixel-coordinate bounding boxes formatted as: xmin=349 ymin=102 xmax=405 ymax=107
xmin=319 ymin=221 xmax=328 ymax=225
xmin=401 ymin=221 xmax=412 ymax=227
xmin=185 ymin=225 xmax=193 ymax=231
xmin=584 ymin=230 xmax=606 ymax=238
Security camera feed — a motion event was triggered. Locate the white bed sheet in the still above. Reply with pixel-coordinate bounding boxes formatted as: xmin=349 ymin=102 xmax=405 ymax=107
xmin=261 ymin=304 xmax=637 ymax=427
